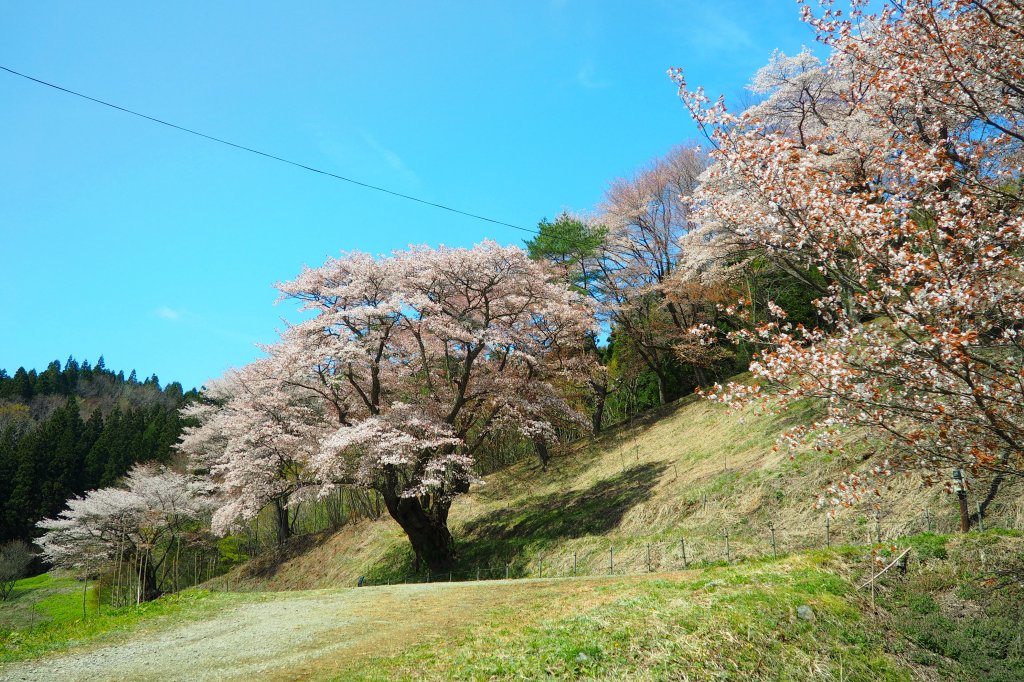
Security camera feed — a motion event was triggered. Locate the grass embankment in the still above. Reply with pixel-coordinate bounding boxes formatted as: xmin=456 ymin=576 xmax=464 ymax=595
xmin=236 ymin=393 xmax=1022 ymax=589
xmin=883 ymin=531 xmax=1024 ymax=682
xmin=0 ymin=573 xmax=92 ymax=632
xmin=343 ymin=533 xmax=1024 ymax=681
xmin=349 ymin=552 xmax=908 ymax=681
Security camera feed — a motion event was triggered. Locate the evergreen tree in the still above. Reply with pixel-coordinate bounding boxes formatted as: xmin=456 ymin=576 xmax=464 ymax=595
xmin=0 ymin=427 xmax=18 ymax=540
xmin=9 ymin=368 xmax=32 ymax=402
xmin=0 ymin=357 xmax=196 ymax=546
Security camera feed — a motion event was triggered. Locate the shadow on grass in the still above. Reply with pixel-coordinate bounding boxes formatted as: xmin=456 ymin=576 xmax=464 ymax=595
xmin=361 ymin=462 xmax=667 ymax=583
xmin=463 ymin=461 xmax=667 ymax=544
xmin=472 ymin=400 xmax=698 ymax=505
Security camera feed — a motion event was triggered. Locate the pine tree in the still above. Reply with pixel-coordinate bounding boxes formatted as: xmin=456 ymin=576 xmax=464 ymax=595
xmin=0 ymin=427 xmax=18 ymax=541
xmin=9 ymin=368 xmax=32 ymax=402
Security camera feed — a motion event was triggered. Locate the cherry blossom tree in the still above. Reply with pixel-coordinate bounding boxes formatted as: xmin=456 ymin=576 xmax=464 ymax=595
xmin=37 ymin=463 xmax=209 ymax=602
xmin=179 ymin=356 xmax=326 ymax=545
xmin=673 ymin=0 xmax=1024 ymax=523
xmin=237 ymin=241 xmax=594 ymax=570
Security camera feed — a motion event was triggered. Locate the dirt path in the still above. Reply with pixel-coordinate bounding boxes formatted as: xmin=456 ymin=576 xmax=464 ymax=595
xmin=1 ymin=578 xmax=616 ymax=681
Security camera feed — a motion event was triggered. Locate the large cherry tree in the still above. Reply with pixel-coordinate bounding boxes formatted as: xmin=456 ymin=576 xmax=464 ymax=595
xmin=211 ymin=242 xmax=592 ymax=570
xmin=673 ymin=0 xmax=1024 ymax=520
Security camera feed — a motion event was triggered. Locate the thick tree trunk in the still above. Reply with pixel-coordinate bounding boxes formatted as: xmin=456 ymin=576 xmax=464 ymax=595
xmin=273 ymin=497 xmax=291 ymax=546
xmin=381 ymin=492 xmax=455 ymax=573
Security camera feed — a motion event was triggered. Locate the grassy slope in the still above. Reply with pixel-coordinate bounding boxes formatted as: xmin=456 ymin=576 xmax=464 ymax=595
xmin=4 ymin=393 xmax=1022 ymax=678
xmin=347 ymin=534 xmax=1024 ymax=682
xmin=0 ymin=573 xmax=91 ymax=632
xmin=238 ymin=394 xmax=1020 ymax=589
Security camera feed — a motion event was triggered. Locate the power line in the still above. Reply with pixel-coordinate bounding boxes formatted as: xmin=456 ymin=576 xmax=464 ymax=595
xmin=0 ymin=64 xmax=542 ymax=237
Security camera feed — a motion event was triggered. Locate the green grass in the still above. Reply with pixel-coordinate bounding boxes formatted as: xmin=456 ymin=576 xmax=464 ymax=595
xmin=345 ymin=555 xmax=912 ymax=681
xmin=0 ymin=573 xmax=91 ymax=632
xmin=880 ymin=532 xmax=1024 ymax=682
xmin=0 ymin=586 xmax=265 ymax=663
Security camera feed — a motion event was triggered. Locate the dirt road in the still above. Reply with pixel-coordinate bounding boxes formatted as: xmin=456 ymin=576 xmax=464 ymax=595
xmin=1 ymin=578 xmax=610 ymax=681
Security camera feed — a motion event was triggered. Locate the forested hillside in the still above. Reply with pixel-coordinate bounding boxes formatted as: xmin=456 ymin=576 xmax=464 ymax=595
xmin=0 ymin=358 xmax=197 ymax=546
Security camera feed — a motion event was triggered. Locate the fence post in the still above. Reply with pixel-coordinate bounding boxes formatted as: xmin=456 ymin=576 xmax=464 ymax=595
xmin=874 ymin=511 xmax=882 ymax=543
xmin=573 ymin=551 xmax=577 ymax=576
xmin=681 ymin=538 xmax=687 ymax=568
xmin=647 ymin=543 xmax=652 ymax=572
xmin=505 ymin=564 xmax=510 ymax=580
xmin=539 ymin=560 xmax=543 ymax=579
xmin=977 ymin=502 xmax=985 ymax=532
xmin=826 ymin=516 xmax=831 ymax=549
xmin=426 ymin=570 xmax=431 ymax=583
xmin=609 ymin=547 xmax=614 ymax=575
xmin=476 ymin=565 xmax=480 ymax=581
xmin=725 ymin=533 xmax=731 ymax=563
xmin=769 ymin=524 xmax=777 ymax=559
xmin=673 ymin=463 xmax=678 ymax=481
xmin=703 ymin=494 xmax=708 ymax=512
xmin=925 ymin=508 xmax=931 ymax=533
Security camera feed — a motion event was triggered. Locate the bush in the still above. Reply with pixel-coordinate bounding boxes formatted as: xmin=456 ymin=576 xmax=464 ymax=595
xmin=0 ymin=540 xmax=33 ymax=601
xmin=906 ymin=533 xmax=948 ymax=561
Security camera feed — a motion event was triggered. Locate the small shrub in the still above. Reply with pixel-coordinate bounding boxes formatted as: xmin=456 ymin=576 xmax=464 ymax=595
xmin=907 ymin=533 xmax=948 ymax=561
xmin=0 ymin=541 xmax=33 ymax=601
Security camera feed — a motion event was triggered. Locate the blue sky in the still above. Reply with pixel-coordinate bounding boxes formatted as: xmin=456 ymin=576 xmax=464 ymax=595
xmin=0 ymin=1 xmax=817 ymax=390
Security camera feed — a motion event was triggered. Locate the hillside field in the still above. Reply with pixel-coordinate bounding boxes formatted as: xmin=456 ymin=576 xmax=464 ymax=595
xmin=3 ymin=394 xmax=1023 ymax=680
xmin=233 ymin=394 xmax=1023 ymax=589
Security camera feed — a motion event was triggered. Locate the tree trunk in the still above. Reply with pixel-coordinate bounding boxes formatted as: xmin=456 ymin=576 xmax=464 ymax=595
xmin=590 ymin=380 xmax=607 ymax=434
xmin=381 ymin=492 xmax=455 ymax=572
xmin=973 ymin=473 xmax=1005 ymax=529
xmin=655 ymin=370 xmax=667 ymax=406
xmin=534 ymin=437 xmax=550 ymax=470
xmin=273 ymin=497 xmax=291 ymax=546
xmin=136 ymin=554 xmax=161 ymax=603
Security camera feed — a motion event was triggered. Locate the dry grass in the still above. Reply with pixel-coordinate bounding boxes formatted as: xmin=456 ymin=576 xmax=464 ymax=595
xmin=230 ymin=392 xmax=1020 ymax=590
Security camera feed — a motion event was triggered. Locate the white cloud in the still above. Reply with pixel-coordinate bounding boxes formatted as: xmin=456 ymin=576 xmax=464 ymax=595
xmin=155 ymin=306 xmax=182 ymax=321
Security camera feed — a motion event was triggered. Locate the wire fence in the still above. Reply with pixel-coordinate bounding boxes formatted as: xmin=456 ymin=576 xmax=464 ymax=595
xmin=221 ymin=500 xmax=1019 ymax=591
